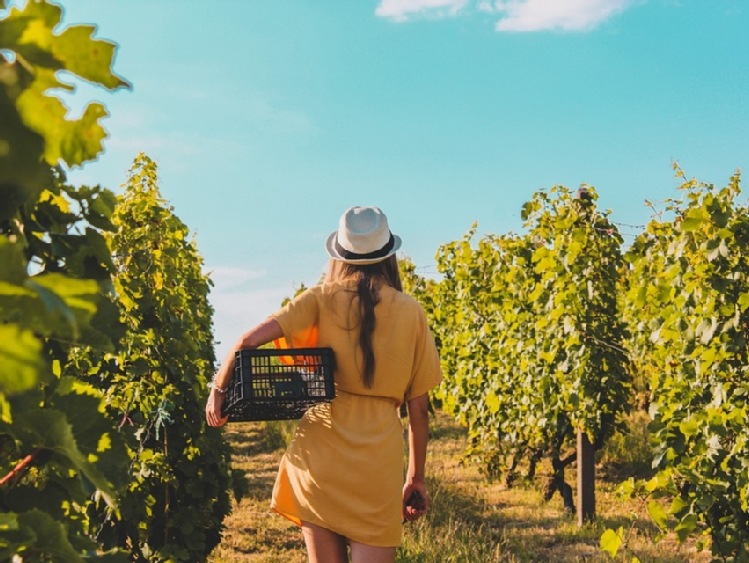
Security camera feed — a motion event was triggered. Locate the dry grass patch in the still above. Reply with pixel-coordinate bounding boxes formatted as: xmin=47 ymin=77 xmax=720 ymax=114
xmin=208 ymin=422 xmax=306 ymax=563
xmin=209 ymin=413 xmax=711 ymax=562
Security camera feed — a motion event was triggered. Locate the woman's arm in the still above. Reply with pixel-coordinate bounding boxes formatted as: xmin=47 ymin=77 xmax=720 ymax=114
xmin=205 ymin=317 xmax=284 ymax=427
xmin=402 ymin=393 xmax=430 ymax=522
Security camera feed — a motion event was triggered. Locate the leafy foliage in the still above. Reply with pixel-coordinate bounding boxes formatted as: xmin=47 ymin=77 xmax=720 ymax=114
xmin=428 ymin=187 xmax=631 ymax=499
xmin=0 ymin=1 xmax=129 ymax=559
xmin=0 ymin=0 xmax=129 ymax=221
xmin=86 ymin=153 xmax=234 ymax=562
xmin=614 ymin=168 xmax=749 ymax=558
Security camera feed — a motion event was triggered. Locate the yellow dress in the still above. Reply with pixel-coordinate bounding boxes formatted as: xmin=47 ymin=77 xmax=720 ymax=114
xmin=269 ymin=280 xmax=442 ymax=547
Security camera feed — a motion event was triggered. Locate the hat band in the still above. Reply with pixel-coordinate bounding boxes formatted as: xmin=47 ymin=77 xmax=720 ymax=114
xmin=335 ymin=233 xmax=395 ymax=261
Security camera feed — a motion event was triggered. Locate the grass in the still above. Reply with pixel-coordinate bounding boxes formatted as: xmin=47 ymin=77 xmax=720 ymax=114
xmin=208 ymin=412 xmax=710 ymax=562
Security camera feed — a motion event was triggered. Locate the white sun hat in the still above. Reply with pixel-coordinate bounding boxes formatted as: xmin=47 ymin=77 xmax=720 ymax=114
xmin=325 ymin=206 xmax=402 ymax=265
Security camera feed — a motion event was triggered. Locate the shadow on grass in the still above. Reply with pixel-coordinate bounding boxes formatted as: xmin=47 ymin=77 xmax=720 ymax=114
xmin=223 ymin=423 xmax=265 ymax=455
xmin=222 ymin=423 xmax=288 ymax=502
xmin=224 ymin=420 xmax=295 ymax=457
xmin=406 ymin=473 xmax=678 ymax=563
xmin=241 ymin=470 xmax=278 ymax=502
xmin=232 ymin=525 xmax=304 ymax=553
xmin=597 ymin=513 xmax=661 ymax=537
xmin=429 ymin=416 xmax=467 ymax=442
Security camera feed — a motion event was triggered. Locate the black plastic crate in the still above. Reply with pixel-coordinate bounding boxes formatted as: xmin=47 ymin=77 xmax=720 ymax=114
xmin=221 ymin=347 xmax=335 ymax=422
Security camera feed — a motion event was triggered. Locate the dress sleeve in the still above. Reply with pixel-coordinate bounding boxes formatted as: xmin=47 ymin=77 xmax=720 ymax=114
xmin=404 ymin=307 xmax=442 ymax=401
xmin=271 ymin=287 xmax=320 ymax=348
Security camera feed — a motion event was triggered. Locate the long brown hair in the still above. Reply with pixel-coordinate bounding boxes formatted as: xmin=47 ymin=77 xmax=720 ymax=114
xmin=326 ymin=255 xmax=402 ymax=387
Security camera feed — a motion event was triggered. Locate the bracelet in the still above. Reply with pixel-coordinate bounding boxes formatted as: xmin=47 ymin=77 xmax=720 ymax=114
xmin=211 ymin=376 xmax=227 ymax=394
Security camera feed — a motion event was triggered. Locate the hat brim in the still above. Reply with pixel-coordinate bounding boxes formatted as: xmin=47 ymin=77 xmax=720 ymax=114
xmin=325 ymin=231 xmax=402 ymax=265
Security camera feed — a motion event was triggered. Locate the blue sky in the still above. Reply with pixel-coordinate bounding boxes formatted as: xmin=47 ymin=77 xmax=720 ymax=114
xmin=45 ymin=0 xmax=749 ymax=361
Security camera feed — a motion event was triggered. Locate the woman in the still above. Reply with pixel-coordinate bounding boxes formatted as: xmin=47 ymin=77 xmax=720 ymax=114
xmin=206 ymin=206 xmax=442 ymax=563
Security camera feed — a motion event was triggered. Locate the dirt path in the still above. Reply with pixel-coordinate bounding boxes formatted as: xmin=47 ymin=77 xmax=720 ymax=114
xmin=207 ymin=422 xmax=306 ymax=563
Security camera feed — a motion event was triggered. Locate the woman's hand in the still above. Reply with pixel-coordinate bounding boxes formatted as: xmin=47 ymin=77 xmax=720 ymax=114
xmin=403 ymin=394 xmax=430 ymax=522
xmin=205 ymin=388 xmax=229 ymax=427
xmin=206 ymin=318 xmax=284 ymax=428
xmin=402 ymin=480 xmax=429 ymax=523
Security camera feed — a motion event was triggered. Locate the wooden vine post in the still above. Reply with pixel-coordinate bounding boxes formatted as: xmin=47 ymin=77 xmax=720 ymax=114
xmin=577 ymin=430 xmax=595 ymax=524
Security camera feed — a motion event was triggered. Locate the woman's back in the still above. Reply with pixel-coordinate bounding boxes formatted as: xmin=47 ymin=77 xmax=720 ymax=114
xmin=273 ymin=279 xmax=439 ymax=403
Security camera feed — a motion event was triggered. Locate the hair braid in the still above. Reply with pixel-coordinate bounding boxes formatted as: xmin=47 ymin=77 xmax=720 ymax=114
xmin=325 ymin=255 xmax=402 ymax=387
xmin=357 ymin=273 xmax=379 ymax=388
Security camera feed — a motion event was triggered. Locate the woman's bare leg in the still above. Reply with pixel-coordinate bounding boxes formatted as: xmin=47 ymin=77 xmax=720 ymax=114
xmin=349 ymin=541 xmax=396 ymax=563
xmin=301 ymin=521 xmax=348 ymax=563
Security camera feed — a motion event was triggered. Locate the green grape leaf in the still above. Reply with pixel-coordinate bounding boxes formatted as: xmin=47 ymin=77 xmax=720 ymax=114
xmin=599 ymin=528 xmax=622 ymax=557
xmin=16 ymin=509 xmax=85 ymax=562
xmin=4 ymin=1 xmax=128 ymax=85
xmin=0 ymin=511 xmax=34 ymax=561
xmin=674 ymin=513 xmax=698 ymax=543
xmin=0 ymin=91 xmax=49 ymax=219
xmin=16 ymin=79 xmax=109 ymax=167
xmin=0 ymin=15 xmax=61 ymax=69
xmin=0 ymin=325 xmax=44 ymax=394
xmin=0 ymin=237 xmax=28 ymax=284
xmin=54 ymin=24 xmax=130 ymax=89
xmin=51 ymin=377 xmax=129 ymax=492
xmin=0 ymin=273 xmax=99 ymax=339
xmin=648 ymin=500 xmax=669 ymax=530
xmin=10 ymin=408 xmax=118 ymax=508
xmin=679 ymin=417 xmax=702 ymax=439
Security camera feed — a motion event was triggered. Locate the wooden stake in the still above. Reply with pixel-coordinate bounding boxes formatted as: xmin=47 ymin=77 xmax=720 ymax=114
xmin=577 ymin=429 xmax=595 ymax=525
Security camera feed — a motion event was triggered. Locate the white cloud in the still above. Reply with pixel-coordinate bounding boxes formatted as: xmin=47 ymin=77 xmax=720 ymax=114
xmin=207 ymin=270 xmax=289 ymax=363
xmin=375 ymin=0 xmax=636 ymax=31
xmin=206 ymin=266 xmax=266 ymax=290
xmin=209 ymin=287 xmax=292 ymax=362
xmin=491 ymin=0 xmax=634 ymax=31
xmin=210 ymin=287 xmax=288 ymax=361
xmin=375 ymin=0 xmax=470 ymax=22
